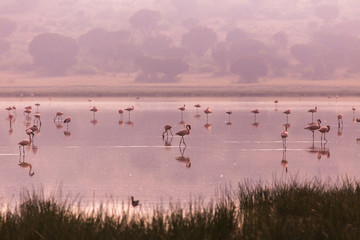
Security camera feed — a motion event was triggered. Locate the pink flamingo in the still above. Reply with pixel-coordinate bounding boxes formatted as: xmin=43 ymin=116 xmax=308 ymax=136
xmin=337 ymin=114 xmax=343 ymax=127
xmin=176 ymin=124 xmax=191 ymax=146
xmin=281 ymin=125 xmax=289 ymax=149
xmin=226 ymin=110 xmax=232 ymax=122
xmin=308 ymin=107 xmax=317 ymax=123
xmin=18 ymin=131 xmax=33 ymax=155
xmin=204 ymin=107 xmax=212 ymax=122
xmin=64 ymin=116 xmax=72 ymax=130
xmin=125 ymin=106 xmax=134 ymax=120
xmin=319 ymin=125 xmax=330 ymax=142
xmin=251 ymin=109 xmax=259 ymax=122
xmin=54 ymin=112 xmax=63 ymax=122
xmin=162 ymin=124 xmax=173 ymax=138
xmin=283 ymin=109 xmax=290 ymax=123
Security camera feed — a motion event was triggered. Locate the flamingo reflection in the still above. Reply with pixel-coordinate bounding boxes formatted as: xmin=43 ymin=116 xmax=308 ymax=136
xmin=18 ymin=155 xmax=34 ymax=177
xmin=317 ymin=142 xmax=330 ymax=160
xmin=126 ymin=120 xmax=134 ymax=127
xmin=64 ymin=130 xmax=72 ymax=138
xmin=163 ymin=135 xmax=173 ymax=147
xmin=338 ymin=125 xmax=343 ymax=137
xmin=176 ymin=145 xmax=191 ymax=168
xmin=281 ymin=148 xmax=288 ymax=173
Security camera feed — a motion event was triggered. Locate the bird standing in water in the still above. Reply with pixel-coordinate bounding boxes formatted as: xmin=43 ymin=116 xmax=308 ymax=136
xmin=176 ymin=124 xmax=191 ymax=146
xmin=162 ymin=124 xmax=173 ymax=138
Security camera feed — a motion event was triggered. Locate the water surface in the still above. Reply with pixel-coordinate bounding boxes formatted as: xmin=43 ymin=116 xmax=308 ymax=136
xmin=1 ymin=97 xmax=360 ymax=208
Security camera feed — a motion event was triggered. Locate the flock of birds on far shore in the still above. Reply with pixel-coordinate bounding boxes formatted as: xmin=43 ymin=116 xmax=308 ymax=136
xmin=5 ymin=97 xmax=360 ymax=207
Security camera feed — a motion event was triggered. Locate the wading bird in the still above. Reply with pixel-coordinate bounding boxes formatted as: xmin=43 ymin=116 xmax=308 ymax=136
xmin=162 ymin=124 xmax=173 ymax=138
xmin=226 ymin=110 xmax=232 ymax=122
xmin=204 ymin=107 xmax=212 ymax=122
xmin=337 ymin=114 xmax=343 ymax=127
xmin=125 ymin=106 xmax=134 ymax=120
xmin=283 ymin=109 xmax=291 ymax=123
xmin=281 ymin=125 xmax=289 ymax=149
xmin=251 ymin=109 xmax=259 ymax=122
xmin=319 ymin=125 xmax=330 ymax=142
xmin=90 ymin=106 xmax=98 ymax=118
xmin=118 ymin=109 xmax=124 ymax=121
xmin=308 ymin=107 xmax=317 ymax=123
xmin=176 ymin=124 xmax=191 ymax=146
xmin=18 ymin=131 xmax=33 ymax=156
xmin=54 ymin=112 xmax=63 ymax=122
xmin=305 ymin=119 xmax=321 ymax=141
xmin=64 ymin=116 xmax=72 ymax=130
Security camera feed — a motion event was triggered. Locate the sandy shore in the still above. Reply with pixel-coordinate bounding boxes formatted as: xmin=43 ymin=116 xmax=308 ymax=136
xmin=1 ymin=73 xmax=360 ymax=98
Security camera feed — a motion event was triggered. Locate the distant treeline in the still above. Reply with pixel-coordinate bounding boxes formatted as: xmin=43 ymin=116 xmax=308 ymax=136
xmin=0 ymin=0 xmax=359 ymax=83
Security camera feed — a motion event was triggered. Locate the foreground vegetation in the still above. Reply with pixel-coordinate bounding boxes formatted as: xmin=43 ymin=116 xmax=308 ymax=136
xmin=1 ymin=178 xmax=360 ymax=239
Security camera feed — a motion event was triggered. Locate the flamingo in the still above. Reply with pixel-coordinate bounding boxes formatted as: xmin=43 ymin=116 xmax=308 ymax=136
xmin=281 ymin=125 xmax=289 ymax=149
xmin=64 ymin=116 xmax=72 ymax=130
xmin=305 ymin=118 xmax=321 ymax=141
xmin=54 ymin=112 xmax=63 ymax=122
xmin=178 ymin=104 xmax=186 ymax=112
xmin=274 ymin=99 xmax=278 ymax=111
xmin=125 ymin=106 xmax=134 ymax=120
xmin=305 ymin=119 xmax=321 ymax=131
xmin=34 ymin=112 xmax=41 ymax=126
xmin=119 ymin=109 xmax=124 ymax=120
xmin=131 ymin=196 xmax=140 ymax=207
xmin=308 ymin=107 xmax=317 ymax=123
xmin=226 ymin=110 xmax=232 ymax=122
xmin=35 ymin=103 xmax=40 ymax=112
xmin=194 ymin=104 xmax=201 ymax=114
xmin=283 ymin=109 xmax=290 ymax=123
xmin=251 ymin=109 xmax=259 ymax=122
xmin=24 ymin=108 xmax=31 ymax=117
xmin=5 ymin=106 xmax=12 ymax=113
xmin=204 ymin=107 xmax=212 ymax=122
xmin=337 ymin=114 xmax=343 ymax=127
xmin=90 ymin=106 xmax=98 ymax=116
xmin=27 ymin=125 xmax=39 ymax=133
xmin=18 ymin=131 xmax=33 ymax=155
xmin=162 ymin=124 xmax=173 ymax=138
xmin=176 ymin=124 xmax=191 ymax=146
xmin=319 ymin=125 xmax=330 ymax=142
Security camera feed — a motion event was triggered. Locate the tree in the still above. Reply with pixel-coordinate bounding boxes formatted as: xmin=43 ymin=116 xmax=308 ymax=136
xmin=129 ymin=9 xmax=161 ymax=37
xmin=230 ymin=55 xmax=268 ymax=82
xmin=229 ymin=38 xmax=269 ymax=62
xmin=29 ymin=33 xmax=79 ymax=75
xmin=79 ymin=28 xmax=131 ymax=60
xmin=225 ymin=28 xmax=248 ymax=43
xmin=134 ymin=57 xmax=188 ymax=82
xmin=181 ymin=26 xmax=217 ymax=57
xmin=0 ymin=18 xmax=16 ymax=39
xmin=142 ymin=35 xmax=172 ymax=57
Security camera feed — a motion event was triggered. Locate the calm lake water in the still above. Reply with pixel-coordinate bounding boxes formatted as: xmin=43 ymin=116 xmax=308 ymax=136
xmin=1 ymin=97 xmax=360 ymax=208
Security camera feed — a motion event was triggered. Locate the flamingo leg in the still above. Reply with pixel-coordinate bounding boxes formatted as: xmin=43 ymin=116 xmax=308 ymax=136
xmin=170 ymin=129 xmax=173 ymax=136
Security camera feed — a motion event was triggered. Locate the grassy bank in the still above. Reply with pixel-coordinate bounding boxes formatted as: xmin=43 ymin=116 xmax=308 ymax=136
xmin=1 ymin=178 xmax=360 ymax=239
